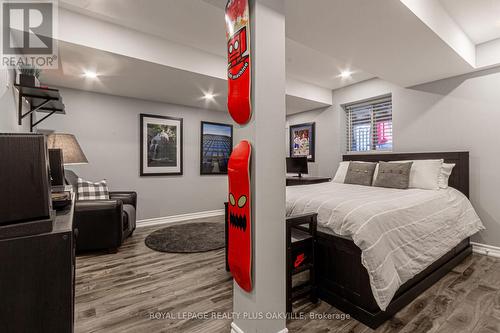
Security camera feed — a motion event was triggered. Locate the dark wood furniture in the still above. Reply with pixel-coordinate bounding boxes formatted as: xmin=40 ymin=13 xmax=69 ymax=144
xmin=0 ymin=193 xmax=76 ymax=333
xmin=308 ymin=151 xmax=471 ymax=328
xmin=223 ymin=151 xmax=470 ymax=327
xmin=286 ymin=176 xmax=331 ymax=186
xmin=286 ymin=213 xmax=318 ymax=313
xmin=344 ymin=151 xmax=469 ymax=197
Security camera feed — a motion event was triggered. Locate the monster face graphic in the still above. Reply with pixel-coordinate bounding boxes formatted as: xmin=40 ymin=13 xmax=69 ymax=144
xmin=229 ymin=193 xmax=247 ymax=231
xmin=227 ymin=140 xmax=252 ymax=292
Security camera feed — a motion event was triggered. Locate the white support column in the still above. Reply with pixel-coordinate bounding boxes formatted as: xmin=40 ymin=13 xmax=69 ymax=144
xmin=232 ymin=0 xmax=287 ymax=332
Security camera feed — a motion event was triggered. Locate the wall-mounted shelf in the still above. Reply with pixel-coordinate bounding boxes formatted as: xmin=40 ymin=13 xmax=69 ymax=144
xmin=15 ymin=84 xmax=66 ymax=132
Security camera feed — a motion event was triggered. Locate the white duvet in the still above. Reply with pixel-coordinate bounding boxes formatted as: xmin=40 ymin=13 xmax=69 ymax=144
xmin=286 ymin=182 xmax=484 ymax=311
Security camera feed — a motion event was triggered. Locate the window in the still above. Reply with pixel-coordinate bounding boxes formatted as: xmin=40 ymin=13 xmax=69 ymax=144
xmin=344 ymin=94 xmax=392 ymax=152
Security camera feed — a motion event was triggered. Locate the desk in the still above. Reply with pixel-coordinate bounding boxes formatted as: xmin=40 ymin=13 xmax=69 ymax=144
xmin=286 ymin=176 xmax=331 ymax=186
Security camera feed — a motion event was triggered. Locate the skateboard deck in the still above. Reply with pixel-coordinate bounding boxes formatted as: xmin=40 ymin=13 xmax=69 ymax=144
xmin=227 ymin=140 xmax=252 ymax=292
xmin=225 ymin=0 xmax=251 ymax=125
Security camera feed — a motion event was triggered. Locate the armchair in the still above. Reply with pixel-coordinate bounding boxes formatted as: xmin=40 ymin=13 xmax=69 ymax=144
xmin=65 ymin=170 xmax=137 ymax=252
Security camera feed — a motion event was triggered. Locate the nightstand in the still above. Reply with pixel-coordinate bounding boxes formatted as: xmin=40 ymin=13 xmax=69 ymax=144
xmin=286 ymin=212 xmax=318 ymax=313
xmin=286 ymin=176 xmax=331 ymax=186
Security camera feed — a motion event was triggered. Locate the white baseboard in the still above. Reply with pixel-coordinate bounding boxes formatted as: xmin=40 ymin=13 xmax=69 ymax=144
xmin=230 ymin=322 xmax=244 ymax=333
xmin=230 ymin=322 xmax=288 ymax=333
xmin=471 ymin=242 xmax=500 ymax=258
xmin=136 ymin=209 xmax=224 ymax=228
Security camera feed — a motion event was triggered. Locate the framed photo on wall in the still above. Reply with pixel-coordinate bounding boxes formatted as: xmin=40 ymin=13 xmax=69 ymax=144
xmin=140 ymin=114 xmax=183 ymax=176
xmin=200 ymin=121 xmax=233 ymax=175
xmin=289 ymin=122 xmax=315 ymax=162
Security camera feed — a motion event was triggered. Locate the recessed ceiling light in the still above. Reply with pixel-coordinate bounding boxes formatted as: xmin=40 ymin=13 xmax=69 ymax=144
xmin=83 ymin=71 xmax=98 ymax=79
xmin=338 ymin=70 xmax=352 ymax=78
xmin=203 ymin=92 xmax=215 ymax=100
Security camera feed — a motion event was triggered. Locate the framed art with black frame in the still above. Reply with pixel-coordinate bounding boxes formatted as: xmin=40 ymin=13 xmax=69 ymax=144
xmin=289 ymin=122 xmax=315 ymax=162
xmin=200 ymin=121 xmax=233 ymax=175
xmin=140 ymin=114 xmax=183 ymax=176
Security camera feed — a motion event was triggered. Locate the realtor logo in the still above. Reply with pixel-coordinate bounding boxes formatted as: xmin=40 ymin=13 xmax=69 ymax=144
xmin=1 ymin=0 xmax=58 ymax=69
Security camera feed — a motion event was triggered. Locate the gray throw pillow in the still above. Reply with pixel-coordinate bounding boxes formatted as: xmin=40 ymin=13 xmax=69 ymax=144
xmin=374 ymin=161 xmax=413 ymax=189
xmin=344 ymin=162 xmax=377 ymax=186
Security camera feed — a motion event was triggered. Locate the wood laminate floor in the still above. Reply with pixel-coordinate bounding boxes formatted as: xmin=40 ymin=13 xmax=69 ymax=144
xmin=75 ymin=216 xmax=500 ymax=333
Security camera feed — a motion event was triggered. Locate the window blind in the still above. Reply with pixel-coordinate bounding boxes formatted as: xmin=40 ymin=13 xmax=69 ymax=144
xmin=344 ymin=95 xmax=392 ymax=152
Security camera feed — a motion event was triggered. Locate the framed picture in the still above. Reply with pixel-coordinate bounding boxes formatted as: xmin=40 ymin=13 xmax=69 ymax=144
xmin=289 ymin=122 xmax=315 ymax=162
xmin=140 ymin=114 xmax=183 ymax=176
xmin=200 ymin=121 xmax=233 ymax=175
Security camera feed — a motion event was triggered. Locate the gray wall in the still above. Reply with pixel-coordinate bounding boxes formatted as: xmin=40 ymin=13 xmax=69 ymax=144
xmin=41 ymin=88 xmax=232 ymax=221
xmin=0 ymin=69 xmax=30 ymax=133
xmin=289 ymin=67 xmax=500 ymax=247
xmin=286 ymin=106 xmax=339 ymax=177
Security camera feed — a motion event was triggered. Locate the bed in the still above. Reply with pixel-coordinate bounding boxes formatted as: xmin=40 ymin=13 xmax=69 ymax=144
xmin=286 ymin=152 xmax=484 ymax=328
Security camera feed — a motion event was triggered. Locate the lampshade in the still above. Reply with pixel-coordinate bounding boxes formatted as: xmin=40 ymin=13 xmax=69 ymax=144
xmin=47 ymin=133 xmax=88 ymax=165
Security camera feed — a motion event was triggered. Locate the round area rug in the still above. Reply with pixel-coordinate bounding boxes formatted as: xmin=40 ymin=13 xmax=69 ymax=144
xmin=145 ymin=222 xmax=224 ymax=253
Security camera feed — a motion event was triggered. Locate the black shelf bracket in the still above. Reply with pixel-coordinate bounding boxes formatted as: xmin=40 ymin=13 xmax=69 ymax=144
xmin=19 ymin=99 xmax=51 ymax=121
xmin=31 ymin=109 xmax=57 ymax=132
xmin=15 ymin=84 xmax=65 ymax=132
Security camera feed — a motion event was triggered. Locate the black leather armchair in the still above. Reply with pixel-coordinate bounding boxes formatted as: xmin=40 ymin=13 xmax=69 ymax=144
xmin=65 ymin=170 xmax=137 ymax=253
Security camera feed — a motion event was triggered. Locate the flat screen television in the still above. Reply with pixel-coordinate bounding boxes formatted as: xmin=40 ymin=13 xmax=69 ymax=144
xmin=0 ymin=133 xmax=52 ymax=226
xmin=286 ymin=156 xmax=308 ymax=178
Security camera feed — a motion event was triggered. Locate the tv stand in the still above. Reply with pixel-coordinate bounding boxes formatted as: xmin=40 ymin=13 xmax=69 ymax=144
xmin=0 ymin=192 xmax=75 ymax=332
xmin=0 ymin=210 xmax=55 ymax=240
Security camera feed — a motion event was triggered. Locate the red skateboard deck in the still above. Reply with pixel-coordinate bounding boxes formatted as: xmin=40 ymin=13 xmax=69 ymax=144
xmin=227 ymin=140 xmax=252 ymax=292
xmin=225 ymin=0 xmax=251 ymax=125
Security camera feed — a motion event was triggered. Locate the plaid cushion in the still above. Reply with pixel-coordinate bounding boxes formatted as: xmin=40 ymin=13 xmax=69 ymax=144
xmin=77 ymin=178 xmax=110 ymax=200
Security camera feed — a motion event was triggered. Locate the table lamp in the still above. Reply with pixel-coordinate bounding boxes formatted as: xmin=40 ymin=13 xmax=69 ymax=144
xmin=47 ymin=133 xmax=88 ymax=165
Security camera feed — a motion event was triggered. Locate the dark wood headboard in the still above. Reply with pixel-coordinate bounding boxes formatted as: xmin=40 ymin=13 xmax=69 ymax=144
xmin=343 ymin=152 xmax=469 ymax=197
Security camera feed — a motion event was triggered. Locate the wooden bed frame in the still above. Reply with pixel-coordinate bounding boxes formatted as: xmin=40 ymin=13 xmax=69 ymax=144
xmin=225 ymin=151 xmax=471 ymax=328
xmin=315 ymin=151 xmax=471 ymax=328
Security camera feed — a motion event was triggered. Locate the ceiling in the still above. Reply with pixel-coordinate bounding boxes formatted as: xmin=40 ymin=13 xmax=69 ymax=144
xmin=41 ymin=42 xmax=329 ymax=114
xmin=41 ymin=41 xmax=228 ymax=110
xmin=59 ymin=0 xmax=373 ymax=90
xmin=285 ymin=0 xmax=477 ymax=87
xmin=285 ymin=95 xmax=330 ymax=115
xmin=439 ymin=0 xmax=500 ymax=45
xmin=54 ymin=0 xmax=500 ymax=108
xmin=286 ymin=39 xmax=374 ymax=89
xmin=60 ymin=0 xmax=226 ymax=57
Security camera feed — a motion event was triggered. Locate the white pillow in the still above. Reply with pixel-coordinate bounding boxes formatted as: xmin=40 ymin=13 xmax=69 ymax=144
xmin=438 ymin=163 xmax=455 ymax=189
xmin=333 ymin=161 xmax=350 ymax=183
xmin=373 ymin=159 xmax=443 ymax=190
xmin=397 ymin=159 xmax=443 ymax=190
